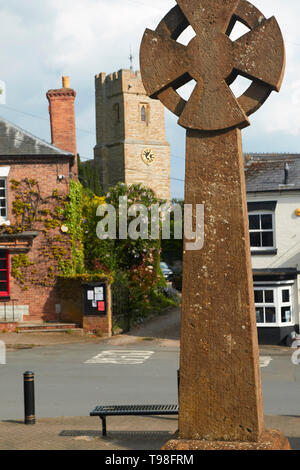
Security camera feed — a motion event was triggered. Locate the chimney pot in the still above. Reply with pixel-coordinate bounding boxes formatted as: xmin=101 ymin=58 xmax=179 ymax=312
xmin=62 ymin=76 xmax=70 ymax=88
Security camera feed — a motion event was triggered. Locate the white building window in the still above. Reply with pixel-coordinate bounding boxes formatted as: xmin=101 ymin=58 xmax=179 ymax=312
xmin=0 ymin=168 xmax=10 ymax=225
xmin=249 ymin=211 xmax=275 ymax=250
xmin=0 ymin=178 xmax=7 ymax=220
xmin=254 ymin=286 xmax=293 ymax=326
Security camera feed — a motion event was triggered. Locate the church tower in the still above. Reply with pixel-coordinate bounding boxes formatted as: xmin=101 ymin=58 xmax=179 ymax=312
xmin=94 ymin=69 xmax=170 ymax=200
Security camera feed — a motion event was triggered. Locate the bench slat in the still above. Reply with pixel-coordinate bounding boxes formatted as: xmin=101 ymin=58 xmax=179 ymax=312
xmin=90 ymin=404 xmax=178 ymax=416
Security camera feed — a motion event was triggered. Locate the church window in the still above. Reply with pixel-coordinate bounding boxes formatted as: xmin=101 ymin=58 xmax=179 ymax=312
xmin=113 ymin=103 xmax=120 ymax=122
xmin=141 ymin=105 xmax=146 ymax=122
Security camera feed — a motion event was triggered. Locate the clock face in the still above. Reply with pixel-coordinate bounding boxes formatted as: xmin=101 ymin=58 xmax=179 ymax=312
xmin=141 ymin=148 xmax=155 ymax=166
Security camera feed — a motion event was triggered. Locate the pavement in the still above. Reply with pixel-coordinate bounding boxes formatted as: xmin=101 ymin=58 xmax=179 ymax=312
xmin=0 ymin=307 xmax=181 ymax=351
xmin=0 ymin=415 xmax=299 ymax=450
xmin=0 ymin=330 xmax=102 ymax=352
xmin=1 ymin=307 xmax=300 ymax=450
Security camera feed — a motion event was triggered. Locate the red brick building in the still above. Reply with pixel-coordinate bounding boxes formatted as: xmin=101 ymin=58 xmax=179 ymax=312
xmin=0 ymin=77 xmax=78 ymax=327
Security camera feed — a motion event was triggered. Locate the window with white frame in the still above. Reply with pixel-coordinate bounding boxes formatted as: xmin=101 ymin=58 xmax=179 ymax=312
xmin=254 ymin=286 xmax=293 ymax=326
xmin=249 ymin=211 xmax=275 ymax=250
xmin=0 ymin=178 xmax=7 ymax=220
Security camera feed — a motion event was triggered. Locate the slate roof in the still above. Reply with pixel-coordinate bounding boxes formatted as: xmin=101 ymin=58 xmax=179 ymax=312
xmin=0 ymin=116 xmax=73 ymax=156
xmin=245 ymin=153 xmax=300 ymax=193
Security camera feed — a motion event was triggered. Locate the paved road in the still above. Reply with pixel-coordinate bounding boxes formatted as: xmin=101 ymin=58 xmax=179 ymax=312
xmin=1 ymin=339 xmax=300 ymax=421
xmin=0 ymin=341 xmax=180 ymax=420
xmin=261 ymin=351 xmax=300 ymax=416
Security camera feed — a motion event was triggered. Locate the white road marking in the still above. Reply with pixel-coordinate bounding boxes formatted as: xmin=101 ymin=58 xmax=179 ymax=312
xmin=260 ymin=356 xmax=272 ymax=368
xmin=85 ymin=350 xmax=154 ymax=365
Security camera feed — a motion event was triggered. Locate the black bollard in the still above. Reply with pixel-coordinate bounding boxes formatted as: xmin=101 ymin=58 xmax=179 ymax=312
xmin=24 ymin=371 xmax=35 ymax=425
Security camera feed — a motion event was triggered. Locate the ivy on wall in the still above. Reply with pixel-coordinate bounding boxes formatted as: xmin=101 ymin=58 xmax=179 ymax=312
xmin=6 ymin=178 xmax=82 ymax=290
xmin=7 ymin=177 xmax=179 ymax=322
xmin=63 ymin=179 xmax=84 ymax=274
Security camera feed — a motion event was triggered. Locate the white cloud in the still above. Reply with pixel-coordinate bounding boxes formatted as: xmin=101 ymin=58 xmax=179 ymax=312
xmin=0 ymin=0 xmax=298 ymax=198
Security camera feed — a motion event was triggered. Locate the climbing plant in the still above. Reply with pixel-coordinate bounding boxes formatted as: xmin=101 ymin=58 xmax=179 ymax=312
xmin=5 ymin=178 xmax=78 ymax=289
xmin=7 ymin=177 xmax=179 ymax=319
xmin=63 ymin=179 xmax=84 ymax=274
xmin=82 ymin=182 xmax=179 ymax=321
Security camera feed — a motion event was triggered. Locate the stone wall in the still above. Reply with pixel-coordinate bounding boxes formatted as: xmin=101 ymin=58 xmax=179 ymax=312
xmin=94 ymin=69 xmax=170 ymax=200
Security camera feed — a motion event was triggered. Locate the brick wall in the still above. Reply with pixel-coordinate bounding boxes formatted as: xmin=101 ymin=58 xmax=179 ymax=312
xmin=1 ymin=159 xmax=72 ymax=323
xmin=57 ymin=278 xmax=112 ymax=335
xmin=0 ymin=322 xmax=18 ymax=332
xmin=47 ymin=86 xmax=78 ymax=177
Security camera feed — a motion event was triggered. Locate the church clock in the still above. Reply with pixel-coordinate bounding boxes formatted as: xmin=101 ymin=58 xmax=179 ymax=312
xmin=141 ymin=148 xmax=155 ymax=165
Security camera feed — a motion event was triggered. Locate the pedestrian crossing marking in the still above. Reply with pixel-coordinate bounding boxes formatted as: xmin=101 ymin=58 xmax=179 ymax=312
xmin=85 ymin=350 xmax=154 ymax=365
xmin=260 ymin=356 xmax=272 ymax=368
xmin=86 ymin=351 xmax=271 ymax=367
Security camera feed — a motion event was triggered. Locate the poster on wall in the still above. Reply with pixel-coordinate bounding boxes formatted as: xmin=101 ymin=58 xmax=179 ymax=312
xmin=83 ymin=283 xmax=107 ymax=316
xmin=87 ymin=290 xmax=94 ymax=301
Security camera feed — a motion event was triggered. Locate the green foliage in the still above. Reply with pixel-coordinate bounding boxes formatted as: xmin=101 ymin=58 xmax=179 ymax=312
xmin=161 ymin=198 xmax=184 ymax=266
xmin=11 ymin=254 xmax=34 ymax=285
xmin=7 ymin=178 xmax=75 ymax=288
xmin=63 ymin=180 xmax=85 ymax=274
xmin=82 ymin=182 xmax=162 ymax=275
xmin=59 ymin=272 xmax=113 ymax=284
xmin=88 ymin=182 xmax=181 ymax=322
xmin=8 ymin=175 xmax=179 ymax=324
xmin=78 ymin=155 xmax=102 ymax=196
xmin=82 ymin=192 xmax=117 ymax=273
xmin=9 ymin=179 xmax=41 ymax=231
xmin=80 ymin=181 xmax=180 ymax=323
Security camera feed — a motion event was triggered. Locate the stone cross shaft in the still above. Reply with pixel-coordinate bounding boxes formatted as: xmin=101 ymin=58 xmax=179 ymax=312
xmin=140 ymin=0 xmax=289 ymax=449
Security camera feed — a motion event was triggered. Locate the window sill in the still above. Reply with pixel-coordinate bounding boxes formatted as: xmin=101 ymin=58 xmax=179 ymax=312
xmin=257 ymin=324 xmax=294 ymax=328
xmin=0 ymin=220 xmax=10 ymax=226
xmin=251 ymin=249 xmax=278 ymax=256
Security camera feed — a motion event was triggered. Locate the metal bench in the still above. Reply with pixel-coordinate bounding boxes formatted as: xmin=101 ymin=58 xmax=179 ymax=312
xmin=90 ymin=404 xmax=179 ymax=436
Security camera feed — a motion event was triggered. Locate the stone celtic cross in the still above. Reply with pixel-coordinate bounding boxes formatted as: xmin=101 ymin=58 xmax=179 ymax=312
xmin=140 ymin=0 xmax=290 ymax=450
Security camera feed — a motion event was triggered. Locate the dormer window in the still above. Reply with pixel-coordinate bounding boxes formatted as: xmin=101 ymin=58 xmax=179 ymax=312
xmin=249 ymin=212 xmax=275 ymax=250
xmin=248 ymin=201 xmax=277 ymax=255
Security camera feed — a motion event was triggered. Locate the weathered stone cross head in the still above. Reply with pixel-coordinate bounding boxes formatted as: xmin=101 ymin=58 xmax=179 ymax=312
xmin=140 ymin=0 xmax=285 ymax=132
xmin=140 ymin=0 xmax=290 ymax=451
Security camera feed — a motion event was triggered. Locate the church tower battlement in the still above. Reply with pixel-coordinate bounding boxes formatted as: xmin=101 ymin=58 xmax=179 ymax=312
xmin=94 ymin=69 xmax=170 ymax=200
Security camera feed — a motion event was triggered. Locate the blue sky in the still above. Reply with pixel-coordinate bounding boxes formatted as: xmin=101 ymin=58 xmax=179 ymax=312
xmin=0 ymin=0 xmax=298 ymax=198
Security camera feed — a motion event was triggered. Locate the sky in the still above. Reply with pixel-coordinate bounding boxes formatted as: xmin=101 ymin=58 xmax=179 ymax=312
xmin=0 ymin=0 xmax=298 ymax=198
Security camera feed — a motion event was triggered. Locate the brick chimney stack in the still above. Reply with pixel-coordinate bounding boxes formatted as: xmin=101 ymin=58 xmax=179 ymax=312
xmin=47 ymin=76 xmax=78 ymax=176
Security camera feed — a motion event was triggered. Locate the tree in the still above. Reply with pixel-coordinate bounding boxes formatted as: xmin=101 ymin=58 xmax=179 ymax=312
xmin=78 ymin=155 xmax=102 ymax=196
xmin=161 ymin=198 xmax=184 ymax=267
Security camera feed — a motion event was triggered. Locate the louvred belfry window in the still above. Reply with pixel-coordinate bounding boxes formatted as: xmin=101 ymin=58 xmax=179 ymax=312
xmin=0 ymin=250 xmax=9 ymax=297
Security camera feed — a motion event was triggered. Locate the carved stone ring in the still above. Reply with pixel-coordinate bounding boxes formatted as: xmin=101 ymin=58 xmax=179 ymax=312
xmin=140 ymin=0 xmax=285 ymax=132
